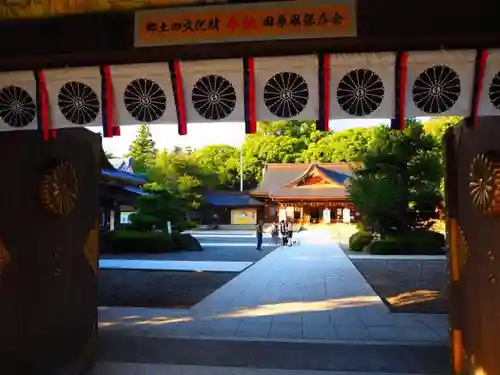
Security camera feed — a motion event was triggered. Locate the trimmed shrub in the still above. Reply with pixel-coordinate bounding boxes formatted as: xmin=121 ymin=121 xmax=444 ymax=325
xmin=366 ymin=238 xmax=402 ymax=255
xmin=348 ymin=231 xmax=374 ymax=252
xmin=366 ymin=230 xmax=445 ymax=255
xmin=401 ymin=230 xmax=445 ymax=255
xmin=101 ymin=230 xmax=175 ymax=254
xmin=171 ymin=232 xmax=203 ymax=251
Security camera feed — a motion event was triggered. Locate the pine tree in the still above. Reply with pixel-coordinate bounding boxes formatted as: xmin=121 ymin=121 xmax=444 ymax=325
xmin=127 ymin=124 xmax=157 ymax=173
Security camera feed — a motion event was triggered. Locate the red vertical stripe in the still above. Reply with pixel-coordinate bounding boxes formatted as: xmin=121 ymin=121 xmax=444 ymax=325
xmin=322 ymin=54 xmax=331 ymax=132
xmin=472 ymin=49 xmax=488 ymax=128
xmin=247 ymin=57 xmax=257 ymax=134
xmin=173 ymin=60 xmax=187 ymax=135
xmin=399 ymin=51 xmax=408 ymax=130
xmin=38 ymin=71 xmax=54 ymax=141
xmin=102 ymin=65 xmax=120 ymax=137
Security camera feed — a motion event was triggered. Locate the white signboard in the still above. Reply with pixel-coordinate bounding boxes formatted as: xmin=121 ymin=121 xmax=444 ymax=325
xmin=323 ymin=208 xmax=331 ymax=223
xmin=342 ymin=208 xmax=351 ymax=224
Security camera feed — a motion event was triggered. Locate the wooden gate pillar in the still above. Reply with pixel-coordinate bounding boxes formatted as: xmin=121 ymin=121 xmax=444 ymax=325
xmin=445 ymin=117 xmax=500 ymax=375
xmin=0 ymin=129 xmax=100 ymax=375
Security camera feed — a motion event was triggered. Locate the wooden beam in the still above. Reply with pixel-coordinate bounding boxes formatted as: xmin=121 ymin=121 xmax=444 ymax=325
xmin=0 ymin=0 xmax=499 ymax=70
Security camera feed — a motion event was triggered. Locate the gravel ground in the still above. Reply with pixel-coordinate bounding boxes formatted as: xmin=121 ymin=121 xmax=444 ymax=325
xmin=99 ymin=241 xmax=278 ymax=308
xmin=99 ymin=270 xmax=237 ymax=308
xmin=350 ymin=258 xmax=448 ymax=314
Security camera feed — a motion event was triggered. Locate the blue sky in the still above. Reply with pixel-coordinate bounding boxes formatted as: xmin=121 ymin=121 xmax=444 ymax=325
xmin=89 ymin=118 xmax=401 ymax=157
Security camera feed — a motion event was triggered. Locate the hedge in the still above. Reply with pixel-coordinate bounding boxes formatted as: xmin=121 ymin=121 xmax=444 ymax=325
xmin=366 ymin=230 xmax=445 ymax=255
xmin=101 ymin=230 xmax=202 ymax=254
xmin=348 ymin=231 xmax=374 ymax=252
xmin=366 ymin=238 xmax=402 ymax=255
xmin=171 ymin=231 xmax=203 ymax=251
xmin=401 ymin=230 xmax=445 ymax=255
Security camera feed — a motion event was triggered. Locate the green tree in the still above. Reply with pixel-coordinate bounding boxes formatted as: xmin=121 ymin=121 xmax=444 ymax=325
xmin=147 ymin=149 xmax=218 ymax=219
xmin=300 ymin=127 xmax=377 ymax=162
xmin=423 ymin=116 xmax=463 ymax=140
xmin=130 ymin=184 xmax=186 ymax=231
xmin=127 ymin=124 xmax=158 ymax=173
xmin=349 ymin=121 xmax=442 ymax=235
xmin=422 ymin=116 xmax=463 ymax=200
xmin=193 ymin=145 xmax=241 ymax=189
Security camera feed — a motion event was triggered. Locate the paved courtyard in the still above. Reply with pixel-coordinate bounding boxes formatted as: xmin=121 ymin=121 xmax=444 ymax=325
xmin=97 ymin=228 xmax=450 ymax=374
xmin=99 ymin=229 xmax=449 ymax=344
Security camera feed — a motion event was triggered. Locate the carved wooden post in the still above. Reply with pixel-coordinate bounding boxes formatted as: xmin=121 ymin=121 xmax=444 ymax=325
xmin=0 ymin=129 xmax=100 ymax=374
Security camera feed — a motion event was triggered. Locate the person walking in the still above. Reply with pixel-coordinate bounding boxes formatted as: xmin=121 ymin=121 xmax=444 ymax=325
xmin=286 ymin=219 xmax=294 ymax=247
xmin=256 ymin=220 xmax=264 ymax=251
xmin=279 ymin=220 xmax=288 ymax=247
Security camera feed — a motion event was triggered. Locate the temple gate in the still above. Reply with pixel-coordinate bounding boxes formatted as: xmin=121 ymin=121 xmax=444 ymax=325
xmin=0 ymin=0 xmax=499 ymax=374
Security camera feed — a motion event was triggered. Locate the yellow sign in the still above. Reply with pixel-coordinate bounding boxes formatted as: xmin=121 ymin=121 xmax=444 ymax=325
xmin=135 ymin=0 xmax=357 ymax=47
xmin=232 ymin=209 xmax=257 ymax=225
xmin=0 ymin=0 xmax=202 ymax=20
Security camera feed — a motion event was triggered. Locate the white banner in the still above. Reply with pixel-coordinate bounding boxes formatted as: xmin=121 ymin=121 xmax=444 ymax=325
xmin=329 ymin=52 xmax=396 ymax=119
xmin=180 ymin=59 xmax=244 ymax=123
xmin=254 ymin=55 xmax=319 ymax=121
xmin=405 ymin=50 xmax=476 ymax=117
xmin=479 ymin=49 xmax=500 ymax=116
xmin=44 ymin=67 xmax=102 ymax=129
xmin=0 ymin=71 xmax=38 ymax=131
xmin=110 ymin=63 xmax=178 ymax=126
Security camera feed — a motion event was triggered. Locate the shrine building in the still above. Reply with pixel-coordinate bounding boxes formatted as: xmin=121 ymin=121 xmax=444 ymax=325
xmin=251 ymin=163 xmax=355 ymax=224
xmin=100 ymin=156 xmax=149 ymax=231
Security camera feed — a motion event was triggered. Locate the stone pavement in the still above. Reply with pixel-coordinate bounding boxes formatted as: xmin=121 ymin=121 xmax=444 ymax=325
xmin=99 ymin=229 xmax=449 ymax=344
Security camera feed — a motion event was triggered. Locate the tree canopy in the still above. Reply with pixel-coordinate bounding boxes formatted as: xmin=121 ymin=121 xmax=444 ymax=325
xmin=126 ymin=124 xmax=158 ymax=173
xmin=123 ymin=117 xmax=455 ymax=231
xmin=348 ymin=120 xmax=443 ymax=235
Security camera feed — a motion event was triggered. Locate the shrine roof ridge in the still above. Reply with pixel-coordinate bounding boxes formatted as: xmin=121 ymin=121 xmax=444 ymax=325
xmin=252 ymin=162 xmax=352 ymax=199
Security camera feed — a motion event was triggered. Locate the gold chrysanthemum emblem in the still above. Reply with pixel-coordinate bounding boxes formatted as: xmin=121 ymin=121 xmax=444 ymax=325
xmin=469 ymin=152 xmax=500 ymax=215
xmin=39 ymin=161 xmax=78 ymax=216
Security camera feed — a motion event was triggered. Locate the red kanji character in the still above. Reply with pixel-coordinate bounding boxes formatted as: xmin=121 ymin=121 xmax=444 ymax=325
xmin=226 ymin=15 xmax=239 ymax=31
xmin=242 ymin=15 xmax=257 ymax=29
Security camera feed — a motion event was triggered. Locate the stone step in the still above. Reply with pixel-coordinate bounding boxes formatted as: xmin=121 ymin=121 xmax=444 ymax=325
xmin=98 ymin=335 xmax=450 ymax=375
xmin=91 ymin=362 xmax=432 ymax=375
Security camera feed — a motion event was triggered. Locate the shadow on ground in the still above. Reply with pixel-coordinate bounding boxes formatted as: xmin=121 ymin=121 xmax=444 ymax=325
xmin=351 ymin=258 xmax=448 ymax=314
